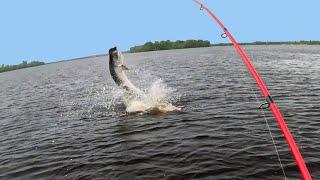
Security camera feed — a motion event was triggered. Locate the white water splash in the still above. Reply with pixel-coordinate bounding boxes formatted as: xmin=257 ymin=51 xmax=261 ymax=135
xmin=123 ymin=79 xmax=181 ymax=114
xmin=60 ymin=75 xmax=181 ymax=117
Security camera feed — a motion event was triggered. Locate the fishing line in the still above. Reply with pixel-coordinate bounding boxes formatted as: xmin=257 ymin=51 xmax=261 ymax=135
xmin=243 ymin=64 xmax=287 ymax=179
xmin=228 ymin=47 xmax=287 ymax=178
xmin=193 ymin=1 xmax=311 ymax=179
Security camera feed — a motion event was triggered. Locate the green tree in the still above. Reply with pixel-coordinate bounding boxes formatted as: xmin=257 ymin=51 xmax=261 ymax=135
xmin=0 ymin=61 xmax=45 ymax=73
xmin=129 ymin=39 xmax=212 ymax=53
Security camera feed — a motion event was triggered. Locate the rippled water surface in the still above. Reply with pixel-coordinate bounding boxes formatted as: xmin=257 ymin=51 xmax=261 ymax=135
xmin=1 ymin=45 xmax=319 ymax=179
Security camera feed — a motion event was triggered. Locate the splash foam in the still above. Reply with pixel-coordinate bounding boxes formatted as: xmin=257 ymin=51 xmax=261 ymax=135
xmin=124 ymin=79 xmax=181 ymax=114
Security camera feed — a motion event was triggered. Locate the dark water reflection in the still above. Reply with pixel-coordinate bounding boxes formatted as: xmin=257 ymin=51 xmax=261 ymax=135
xmin=0 ymin=45 xmax=319 ymax=179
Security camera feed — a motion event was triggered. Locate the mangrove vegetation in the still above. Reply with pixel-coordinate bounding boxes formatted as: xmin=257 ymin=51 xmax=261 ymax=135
xmin=129 ymin=40 xmax=320 ymax=53
xmin=0 ymin=61 xmax=45 ymax=73
xmin=129 ymin=40 xmax=211 ymax=53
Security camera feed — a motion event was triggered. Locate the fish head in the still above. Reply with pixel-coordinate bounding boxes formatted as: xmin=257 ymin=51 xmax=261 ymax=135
xmin=109 ymin=47 xmax=118 ymax=59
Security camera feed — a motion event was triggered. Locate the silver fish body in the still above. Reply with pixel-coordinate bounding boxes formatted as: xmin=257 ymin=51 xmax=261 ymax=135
xmin=108 ymin=47 xmax=143 ymax=95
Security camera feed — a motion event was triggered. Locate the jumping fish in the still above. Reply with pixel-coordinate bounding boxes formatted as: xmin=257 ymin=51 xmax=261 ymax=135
xmin=108 ymin=47 xmax=143 ymax=95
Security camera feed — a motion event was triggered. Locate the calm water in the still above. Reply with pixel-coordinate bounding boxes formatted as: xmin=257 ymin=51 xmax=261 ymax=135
xmin=0 ymin=45 xmax=319 ymax=179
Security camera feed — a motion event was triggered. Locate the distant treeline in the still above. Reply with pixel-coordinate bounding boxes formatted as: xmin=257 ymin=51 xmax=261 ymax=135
xmin=0 ymin=61 xmax=45 ymax=73
xmin=129 ymin=40 xmax=320 ymax=53
xmin=130 ymin=40 xmax=211 ymax=53
xmin=214 ymin=40 xmax=320 ymax=46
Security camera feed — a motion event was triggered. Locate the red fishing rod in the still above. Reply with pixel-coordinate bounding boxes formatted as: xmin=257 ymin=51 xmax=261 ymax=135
xmin=193 ymin=0 xmax=312 ymax=179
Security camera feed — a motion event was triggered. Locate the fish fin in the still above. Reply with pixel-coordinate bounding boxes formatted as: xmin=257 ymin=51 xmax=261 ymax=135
xmin=121 ymin=65 xmax=129 ymax=71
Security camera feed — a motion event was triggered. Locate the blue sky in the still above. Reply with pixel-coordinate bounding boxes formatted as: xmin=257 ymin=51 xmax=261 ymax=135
xmin=0 ymin=0 xmax=319 ymax=65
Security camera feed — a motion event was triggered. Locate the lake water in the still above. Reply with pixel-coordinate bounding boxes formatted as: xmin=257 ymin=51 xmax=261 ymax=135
xmin=0 ymin=45 xmax=319 ymax=179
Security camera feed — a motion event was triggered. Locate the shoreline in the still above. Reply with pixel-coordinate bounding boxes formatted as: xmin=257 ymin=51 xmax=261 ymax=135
xmin=1 ymin=42 xmax=319 ymax=73
xmin=130 ymin=40 xmax=320 ymax=53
